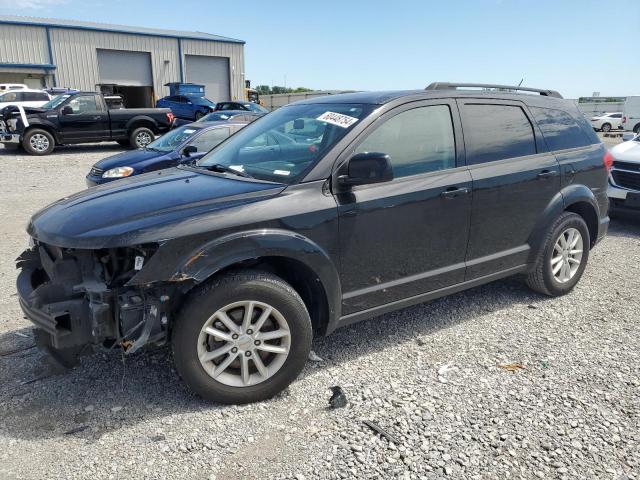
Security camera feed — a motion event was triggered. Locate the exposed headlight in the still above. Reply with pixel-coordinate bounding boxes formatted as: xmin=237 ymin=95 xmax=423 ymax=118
xmin=102 ymin=167 xmax=134 ymax=178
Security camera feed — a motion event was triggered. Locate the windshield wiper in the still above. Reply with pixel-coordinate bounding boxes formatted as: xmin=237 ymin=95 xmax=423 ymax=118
xmin=204 ymin=163 xmax=253 ymax=178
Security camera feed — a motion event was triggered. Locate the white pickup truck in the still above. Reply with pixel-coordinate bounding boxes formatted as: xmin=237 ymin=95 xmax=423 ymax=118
xmin=608 ymin=132 xmax=640 ymax=213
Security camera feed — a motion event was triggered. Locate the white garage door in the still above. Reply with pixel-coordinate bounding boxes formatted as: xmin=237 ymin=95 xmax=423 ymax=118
xmin=185 ymin=55 xmax=230 ymax=102
xmin=97 ymin=49 xmax=153 ymax=86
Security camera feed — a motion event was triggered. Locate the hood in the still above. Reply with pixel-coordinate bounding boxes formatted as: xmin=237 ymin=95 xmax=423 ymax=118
xmin=28 ymin=167 xmax=285 ymax=248
xmin=94 ymin=148 xmax=169 ymax=171
xmin=610 ymin=140 xmax=640 ymax=163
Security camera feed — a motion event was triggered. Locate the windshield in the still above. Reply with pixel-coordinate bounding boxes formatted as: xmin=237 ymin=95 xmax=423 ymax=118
xmin=41 ymin=94 xmax=71 ymax=110
xmin=245 ymin=103 xmax=268 ymax=113
xmin=198 ymin=111 xmax=239 ymax=122
xmin=197 ymin=97 xmax=216 ymax=106
xmin=147 ymin=125 xmax=200 ymax=152
xmin=196 ymin=103 xmax=373 ymax=183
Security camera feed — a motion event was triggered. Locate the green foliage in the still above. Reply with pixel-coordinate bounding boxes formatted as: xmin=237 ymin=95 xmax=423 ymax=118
xmin=255 ymin=85 xmax=315 ymax=95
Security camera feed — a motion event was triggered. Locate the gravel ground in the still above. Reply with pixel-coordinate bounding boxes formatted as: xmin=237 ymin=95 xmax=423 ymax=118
xmin=0 ymin=137 xmax=638 ymax=480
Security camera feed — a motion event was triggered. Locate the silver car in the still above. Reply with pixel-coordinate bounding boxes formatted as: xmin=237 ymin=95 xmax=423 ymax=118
xmin=608 ymin=132 xmax=640 ymax=213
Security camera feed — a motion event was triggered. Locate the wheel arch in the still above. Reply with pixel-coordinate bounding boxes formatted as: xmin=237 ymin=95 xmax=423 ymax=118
xmin=128 ymin=229 xmax=342 ymax=335
xmin=527 ymin=184 xmax=601 ymax=264
xmin=23 ymin=122 xmax=60 ymax=144
xmin=126 ymin=116 xmax=158 ymax=133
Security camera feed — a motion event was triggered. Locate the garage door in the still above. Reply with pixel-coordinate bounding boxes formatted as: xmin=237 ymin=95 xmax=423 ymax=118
xmin=185 ymin=55 xmax=230 ymax=102
xmin=97 ymin=49 xmax=153 ymax=86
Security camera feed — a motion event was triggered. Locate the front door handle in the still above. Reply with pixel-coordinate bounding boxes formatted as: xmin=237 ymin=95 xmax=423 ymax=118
xmin=537 ymin=170 xmax=558 ymax=180
xmin=440 ymin=187 xmax=470 ymax=199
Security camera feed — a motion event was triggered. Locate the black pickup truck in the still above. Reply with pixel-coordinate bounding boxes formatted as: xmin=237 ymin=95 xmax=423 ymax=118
xmin=0 ymin=92 xmax=174 ymax=155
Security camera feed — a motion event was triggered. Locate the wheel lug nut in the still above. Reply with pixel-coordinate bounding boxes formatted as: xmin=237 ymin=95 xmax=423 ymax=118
xmin=254 ymin=340 xmax=261 ymax=346
xmin=246 ymin=329 xmax=253 ymax=335
xmin=245 ymin=351 xmax=252 ymax=357
xmin=232 ymin=334 xmax=239 ymax=340
xmin=231 ymin=347 xmax=238 ymax=353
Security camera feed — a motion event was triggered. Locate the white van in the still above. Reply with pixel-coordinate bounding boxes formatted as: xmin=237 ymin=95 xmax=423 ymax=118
xmin=621 ymin=96 xmax=640 ymax=133
xmin=0 ymin=83 xmax=28 ymax=92
xmin=0 ymin=89 xmax=51 ymax=109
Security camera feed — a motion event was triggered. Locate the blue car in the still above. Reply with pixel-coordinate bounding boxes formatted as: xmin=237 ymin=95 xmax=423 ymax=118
xmin=156 ymin=94 xmax=216 ymax=121
xmin=86 ymin=121 xmax=247 ymax=186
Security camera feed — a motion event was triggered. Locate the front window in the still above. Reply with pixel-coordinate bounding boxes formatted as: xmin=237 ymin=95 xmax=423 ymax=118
xmin=196 ymin=103 xmax=373 ymax=183
xmin=245 ymin=103 xmax=268 ymax=113
xmin=41 ymin=94 xmax=71 ymax=110
xmin=192 ymin=97 xmax=215 ymax=107
xmin=146 ymin=126 xmax=200 ymax=152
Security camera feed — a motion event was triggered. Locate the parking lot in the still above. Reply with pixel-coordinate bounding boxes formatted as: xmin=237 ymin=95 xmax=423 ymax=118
xmin=0 ymin=138 xmax=638 ymax=480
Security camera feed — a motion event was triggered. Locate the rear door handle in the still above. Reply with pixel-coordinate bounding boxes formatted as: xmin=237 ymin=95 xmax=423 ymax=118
xmin=537 ymin=170 xmax=558 ymax=179
xmin=440 ymin=187 xmax=470 ymax=199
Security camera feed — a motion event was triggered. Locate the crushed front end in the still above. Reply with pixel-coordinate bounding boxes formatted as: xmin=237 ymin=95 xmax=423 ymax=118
xmin=16 ymin=240 xmax=179 ymax=365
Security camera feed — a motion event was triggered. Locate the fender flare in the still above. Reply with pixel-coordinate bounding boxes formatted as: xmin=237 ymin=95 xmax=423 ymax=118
xmin=128 ymin=229 xmax=342 ymax=326
xmin=125 ymin=115 xmax=159 ymax=132
xmin=527 ymin=184 xmax=601 ymax=263
xmin=23 ymin=120 xmax=61 ymax=143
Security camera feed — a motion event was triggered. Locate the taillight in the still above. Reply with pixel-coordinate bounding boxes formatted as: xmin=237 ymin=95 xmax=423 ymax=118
xmin=622 ymin=116 xmax=627 ymax=124
xmin=166 ymin=112 xmax=175 ymax=123
xmin=603 ymin=151 xmax=614 ymax=172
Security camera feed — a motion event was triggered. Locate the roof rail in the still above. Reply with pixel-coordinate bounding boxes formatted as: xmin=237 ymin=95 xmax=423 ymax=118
xmin=425 ymin=82 xmax=563 ymax=99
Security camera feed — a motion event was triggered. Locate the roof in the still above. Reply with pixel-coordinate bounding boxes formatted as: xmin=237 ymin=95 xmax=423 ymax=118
xmin=295 ymin=88 xmax=571 ymax=108
xmin=0 ymin=15 xmax=244 ymax=44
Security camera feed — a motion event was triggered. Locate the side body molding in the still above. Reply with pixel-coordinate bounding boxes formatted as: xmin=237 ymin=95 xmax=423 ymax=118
xmin=128 ymin=229 xmax=343 ymax=329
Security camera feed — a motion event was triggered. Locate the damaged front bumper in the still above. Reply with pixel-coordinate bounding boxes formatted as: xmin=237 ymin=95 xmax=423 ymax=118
xmin=16 ymin=242 xmax=177 ymax=356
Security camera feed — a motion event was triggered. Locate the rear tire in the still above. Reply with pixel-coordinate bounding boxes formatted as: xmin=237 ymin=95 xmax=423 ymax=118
xmin=172 ymin=270 xmax=312 ymax=404
xmin=22 ymin=128 xmax=55 ymax=155
xmin=634 ymin=123 xmax=640 ymax=134
xmin=526 ymin=212 xmax=590 ymax=296
xmin=601 ymin=123 xmax=611 ymax=133
xmin=129 ymin=127 xmax=154 ymax=149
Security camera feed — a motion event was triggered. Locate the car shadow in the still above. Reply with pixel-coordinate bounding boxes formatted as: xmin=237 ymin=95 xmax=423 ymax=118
xmin=0 ymin=143 xmax=125 ymax=157
xmin=0 ymin=276 xmax=542 ymax=442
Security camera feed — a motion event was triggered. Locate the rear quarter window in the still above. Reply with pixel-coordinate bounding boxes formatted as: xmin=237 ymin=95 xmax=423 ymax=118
xmin=530 ymin=107 xmax=599 ymax=150
xmin=460 ymin=104 xmax=537 ymax=165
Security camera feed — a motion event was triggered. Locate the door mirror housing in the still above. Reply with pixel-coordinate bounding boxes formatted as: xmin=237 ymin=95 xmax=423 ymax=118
xmin=338 ymin=152 xmax=393 ymax=188
xmin=61 ymin=105 xmax=73 ymax=115
xmin=182 ymin=145 xmax=197 ymax=157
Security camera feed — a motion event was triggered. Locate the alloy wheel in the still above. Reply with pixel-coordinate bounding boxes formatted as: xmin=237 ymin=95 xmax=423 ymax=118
xmin=136 ymin=131 xmax=152 ymax=147
xmin=197 ymin=300 xmax=291 ymax=387
xmin=30 ymin=133 xmax=50 ymax=153
xmin=551 ymin=227 xmax=583 ymax=283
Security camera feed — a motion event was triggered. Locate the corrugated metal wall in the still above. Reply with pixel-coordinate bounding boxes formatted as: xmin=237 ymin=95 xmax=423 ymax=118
xmin=50 ymin=28 xmax=180 ymax=97
xmin=0 ymin=24 xmax=49 ymax=64
xmin=0 ymin=23 xmax=244 ymax=100
xmin=181 ymin=39 xmax=244 ymax=100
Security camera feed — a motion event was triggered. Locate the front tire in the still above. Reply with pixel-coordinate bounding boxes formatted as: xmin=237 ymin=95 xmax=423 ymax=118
xmin=526 ymin=212 xmax=590 ymax=296
xmin=172 ymin=271 xmax=312 ymax=404
xmin=129 ymin=127 xmax=154 ymax=149
xmin=601 ymin=123 xmax=611 ymax=133
xmin=22 ymin=128 xmax=55 ymax=155
xmin=194 ymin=111 xmax=204 ymax=120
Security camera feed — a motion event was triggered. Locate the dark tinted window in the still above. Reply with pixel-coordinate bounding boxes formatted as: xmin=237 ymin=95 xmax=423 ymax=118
xmin=461 ymin=104 xmax=536 ymax=164
xmin=23 ymin=92 xmax=49 ymax=101
xmin=530 ymin=107 xmax=595 ymax=150
xmin=611 ymin=113 xmax=622 ymax=118
xmin=355 ymin=105 xmax=456 ymax=178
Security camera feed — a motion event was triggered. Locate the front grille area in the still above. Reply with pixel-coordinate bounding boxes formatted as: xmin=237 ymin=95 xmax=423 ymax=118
xmin=612 ymin=170 xmax=640 ymax=191
xmin=613 ymin=161 xmax=640 ymax=172
xmin=89 ymin=167 xmax=104 ymax=177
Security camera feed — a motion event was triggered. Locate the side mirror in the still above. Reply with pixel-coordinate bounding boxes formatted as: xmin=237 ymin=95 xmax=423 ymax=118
xmin=182 ymin=145 xmax=197 ymax=157
xmin=293 ymin=118 xmax=305 ymax=130
xmin=338 ymin=152 xmax=393 ymax=188
xmin=61 ymin=105 xmax=73 ymax=115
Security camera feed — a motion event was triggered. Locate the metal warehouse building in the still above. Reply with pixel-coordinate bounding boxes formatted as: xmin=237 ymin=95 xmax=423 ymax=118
xmin=0 ymin=15 xmax=245 ymax=107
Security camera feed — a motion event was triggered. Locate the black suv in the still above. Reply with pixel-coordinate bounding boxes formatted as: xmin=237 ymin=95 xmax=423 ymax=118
xmin=17 ymin=83 xmax=609 ymax=404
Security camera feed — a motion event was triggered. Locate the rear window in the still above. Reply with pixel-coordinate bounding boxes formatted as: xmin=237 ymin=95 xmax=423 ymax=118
xmin=530 ymin=107 xmax=598 ymax=150
xmin=460 ymin=104 xmax=537 ymax=165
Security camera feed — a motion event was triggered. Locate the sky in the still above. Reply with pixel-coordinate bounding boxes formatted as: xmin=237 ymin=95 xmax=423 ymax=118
xmin=1 ymin=0 xmax=638 ymax=99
